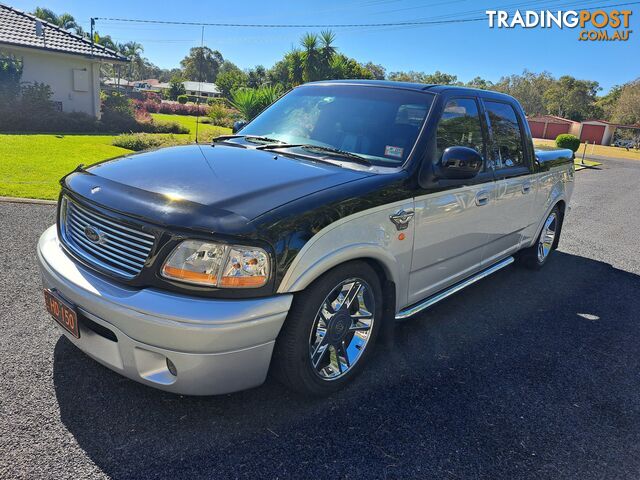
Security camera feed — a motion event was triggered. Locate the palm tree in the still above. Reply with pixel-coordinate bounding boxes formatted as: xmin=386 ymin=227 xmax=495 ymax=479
xmin=32 ymin=7 xmax=83 ymax=35
xmin=319 ymin=30 xmax=337 ymax=79
xmin=287 ymin=50 xmax=304 ymax=86
xmin=120 ymin=41 xmax=144 ymax=80
xmin=300 ymin=33 xmax=320 ymax=83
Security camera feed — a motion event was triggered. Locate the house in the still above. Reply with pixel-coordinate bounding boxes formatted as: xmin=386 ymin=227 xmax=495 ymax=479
xmin=0 ymin=4 xmax=128 ymax=118
xmin=527 ymin=115 xmax=581 ymax=140
xmin=150 ymin=80 xmax=221 ymax=99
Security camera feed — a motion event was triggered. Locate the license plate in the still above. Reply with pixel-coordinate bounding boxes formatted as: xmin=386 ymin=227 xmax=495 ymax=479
xmin=44 ymin=289 xmax=80 ymax=338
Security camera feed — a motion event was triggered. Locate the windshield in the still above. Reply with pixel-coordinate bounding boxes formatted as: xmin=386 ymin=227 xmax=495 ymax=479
xmin=239 ymin=85 xmax=434 ymax=167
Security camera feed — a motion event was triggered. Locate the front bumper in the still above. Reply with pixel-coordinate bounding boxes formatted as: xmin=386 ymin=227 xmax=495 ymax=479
xmin=37 ymin=225 xmax=293 ymax=395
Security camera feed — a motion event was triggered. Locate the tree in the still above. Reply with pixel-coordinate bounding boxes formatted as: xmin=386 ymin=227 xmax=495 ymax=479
xmin=217 ymin=67 xmax=249 ymax=98
xmin=611 ymin=79 xmax=640 ymax=125
xmin=119 ymin=41 xmax=144 ymax=80
xmin=596 ymin=85 xmax=623 ymax=121
xmin=167 ymin=76 xmax=186 ymax=100
xmin=32 ymin=7 xmax=83 ymax=35
xmin=180 ymin=47 xmax=224 ymax=83
xmin=387 ymin=70 xmax=458 ymax=84
xmin=301 ymin=33 xmax=320 ymax=83
xmin=466 ymin=76 xmax=494 ymax=90
xmin=494 ymin=70 xmax=554 ymax=116
xmin=362 ymin=62 xmax=386 ymax=80
xmin=0 ymin=52 xmax=23 ymax=101
xmin=246 ymin=65 xmax=268 ymax=88
xmin=319 ymin=30 xmax=337 ymax=78
xmin=543 ymin=75 xmax=601 ymax=121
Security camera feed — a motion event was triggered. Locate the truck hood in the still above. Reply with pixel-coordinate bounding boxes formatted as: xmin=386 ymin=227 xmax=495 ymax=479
xmin=63 ymin=144 xmax=373 ymax=234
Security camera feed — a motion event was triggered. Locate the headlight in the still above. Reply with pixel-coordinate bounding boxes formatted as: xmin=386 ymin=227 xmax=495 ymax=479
xmin=161 ymin=240 xmax=269 ymax=288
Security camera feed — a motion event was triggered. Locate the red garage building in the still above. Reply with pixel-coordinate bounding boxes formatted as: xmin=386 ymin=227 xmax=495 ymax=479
xmin=527 ymin=115 xmax=581 ymax=140
xmin=579 ymin=120 xmax=617 ymax=145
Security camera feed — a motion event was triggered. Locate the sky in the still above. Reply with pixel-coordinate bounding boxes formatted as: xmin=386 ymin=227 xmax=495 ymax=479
xmin=11 ymin=0 xmax=640 ymax=92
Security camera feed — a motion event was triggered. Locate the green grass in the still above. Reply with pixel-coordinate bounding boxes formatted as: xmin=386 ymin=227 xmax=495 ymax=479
xmin=151 ymin=113 xmax=229 ymax=141
xmin=0 ymin=134 xmax=131 ymax=200
xmin=0 ymin=115 xmax=231 ymax=200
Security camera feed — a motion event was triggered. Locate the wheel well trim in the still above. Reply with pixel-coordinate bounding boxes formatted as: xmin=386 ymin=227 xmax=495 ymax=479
xmin=529 ymin=195 xmax=566 ymax=248
xmin=277 ymin=244 xmax=401 ymax=300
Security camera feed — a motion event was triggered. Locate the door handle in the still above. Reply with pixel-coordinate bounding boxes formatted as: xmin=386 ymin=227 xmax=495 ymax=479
xmin=475 ymin=191 xmax=490 ymax=206
xmin=522 ymin=182 xmax=532 ymax=194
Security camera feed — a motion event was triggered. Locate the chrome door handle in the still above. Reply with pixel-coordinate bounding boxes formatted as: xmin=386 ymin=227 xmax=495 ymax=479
xmin=522 ymin=182 xmax=532 ymax=194
xmin=475 ymin=191 xmax=489 ymax=206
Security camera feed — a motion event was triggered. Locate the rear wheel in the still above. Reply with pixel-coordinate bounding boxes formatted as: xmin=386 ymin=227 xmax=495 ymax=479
xmin=516 ymin=205 xmax=561 ymax=269
xmin=272 ymin=261 xmax=383 ymax=396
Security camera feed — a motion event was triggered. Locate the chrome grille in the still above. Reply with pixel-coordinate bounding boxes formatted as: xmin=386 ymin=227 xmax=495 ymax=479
xmin=60 ymin=196 xmax=155 ymax=279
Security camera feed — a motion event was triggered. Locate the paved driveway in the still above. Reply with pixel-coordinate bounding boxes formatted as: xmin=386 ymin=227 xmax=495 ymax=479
xmin=2 ymin=159 xmax=640 ymax=479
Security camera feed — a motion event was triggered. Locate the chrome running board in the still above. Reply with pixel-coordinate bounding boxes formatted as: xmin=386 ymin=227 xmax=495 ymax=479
xmin=395 ymin=256 xmax=515 ymax=320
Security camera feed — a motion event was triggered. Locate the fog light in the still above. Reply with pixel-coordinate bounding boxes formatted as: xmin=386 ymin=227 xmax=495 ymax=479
xmin=166 ymin=358 xmax=177 ymax=376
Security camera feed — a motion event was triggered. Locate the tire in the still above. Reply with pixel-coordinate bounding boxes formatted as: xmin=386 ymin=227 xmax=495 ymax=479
xmin=516 ymin=205 xmax=562 ymax=270
xmin=271 ymin=260 xmax=383 ymax=396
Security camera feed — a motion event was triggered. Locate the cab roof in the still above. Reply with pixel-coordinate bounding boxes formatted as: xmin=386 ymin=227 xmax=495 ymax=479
xmin=304 ymin=79 xmax=517 ymax=102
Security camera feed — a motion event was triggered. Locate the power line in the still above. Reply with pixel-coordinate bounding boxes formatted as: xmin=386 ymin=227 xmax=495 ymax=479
xmin=93 ymin=17 xmax=485 ymax=28
xmin=94 ymin=1 xmax=640 ymax=29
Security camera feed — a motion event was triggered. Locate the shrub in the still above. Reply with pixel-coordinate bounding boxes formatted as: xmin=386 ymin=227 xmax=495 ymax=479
xmin=555 ymin=134 xmax=581 ymax=152
xmin=231 ymin=84 xmax=283 ymax=121
xmin=0 ymin=52 xmax=23 ymax=101
xmin=207 ymin=103 xmax=234 ymax=128
xmin=151 ymin=121 xmax=189 ymax=134
xmin=177 ymin=94 xmax=189 ymax=104
xmin=112 ymin=133 xmax=190 ymax=151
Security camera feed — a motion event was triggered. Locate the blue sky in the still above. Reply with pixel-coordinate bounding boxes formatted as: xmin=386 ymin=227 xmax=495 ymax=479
xmin=12 ymin=0 xmax=640 ymax=92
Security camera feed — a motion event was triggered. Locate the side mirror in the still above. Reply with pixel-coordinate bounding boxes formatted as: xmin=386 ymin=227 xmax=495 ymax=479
xmin=435 ymin=146 xmax=483 ymax=180
xmin=232 ymin=120 xmax=247 ymax=134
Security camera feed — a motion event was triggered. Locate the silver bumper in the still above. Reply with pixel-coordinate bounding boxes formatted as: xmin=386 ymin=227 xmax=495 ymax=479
xmin=37 ymin=225 xmax=293 ymax=395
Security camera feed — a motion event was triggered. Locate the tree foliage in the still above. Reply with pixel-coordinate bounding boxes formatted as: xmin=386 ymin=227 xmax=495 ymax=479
xmin=180 ymin=47 xmax=224 ymax=83
xmin=610 ymin=79 xmax=640 ymax=125
xmin=32 ymin=7 xmax=83 ymax=35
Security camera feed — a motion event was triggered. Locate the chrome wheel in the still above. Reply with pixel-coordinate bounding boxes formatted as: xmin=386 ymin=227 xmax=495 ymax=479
xmin=537 ymin=212 xmax=557 ymax=262
xmin=309 ymin=278 xmax=375 ymax=380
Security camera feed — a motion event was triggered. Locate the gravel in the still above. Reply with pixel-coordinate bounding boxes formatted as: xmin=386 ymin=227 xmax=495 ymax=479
xmin=1 ymin=158 xmax=640 ymax=479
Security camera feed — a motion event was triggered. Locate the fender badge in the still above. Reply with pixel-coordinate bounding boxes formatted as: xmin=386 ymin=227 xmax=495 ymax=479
xmin=389 ymin=209 xmax=414 ymax=231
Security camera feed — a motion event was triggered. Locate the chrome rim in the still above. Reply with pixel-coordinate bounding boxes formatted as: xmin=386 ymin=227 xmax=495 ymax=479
xmin=308 ymin=278 xmax=375 ymax=381
xmin=538 ymin=212 xmax=557 ymax=262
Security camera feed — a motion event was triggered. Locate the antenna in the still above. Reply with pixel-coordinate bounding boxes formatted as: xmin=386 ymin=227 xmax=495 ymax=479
xmin=194 ymin=25 xmax=204 ymax=144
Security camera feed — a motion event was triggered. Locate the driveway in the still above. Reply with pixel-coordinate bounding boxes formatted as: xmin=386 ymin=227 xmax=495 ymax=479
xmin=1 ymin=159 xmax=640 ymax=479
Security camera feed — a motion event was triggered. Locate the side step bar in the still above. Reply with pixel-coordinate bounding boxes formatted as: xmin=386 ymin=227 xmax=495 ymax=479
xmin=395 ymin=256 xmax=515 ymax=320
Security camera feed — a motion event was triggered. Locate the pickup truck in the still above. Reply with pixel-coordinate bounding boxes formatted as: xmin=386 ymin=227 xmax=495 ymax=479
xmin=37 ymin=80 xmax=574 ymax=396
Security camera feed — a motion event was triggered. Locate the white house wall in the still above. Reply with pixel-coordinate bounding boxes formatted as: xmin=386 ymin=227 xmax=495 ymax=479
xmin=5 ymin=46 xmax=102 ymax=118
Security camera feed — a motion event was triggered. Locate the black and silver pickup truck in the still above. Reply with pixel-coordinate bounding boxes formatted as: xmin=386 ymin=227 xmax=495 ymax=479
xmin=37 ymin=80 xmax=574 ymax=396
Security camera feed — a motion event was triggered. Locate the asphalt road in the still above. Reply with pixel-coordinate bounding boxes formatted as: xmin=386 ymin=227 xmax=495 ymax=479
xmin=2 ymin=158 xmax=640 ymax=480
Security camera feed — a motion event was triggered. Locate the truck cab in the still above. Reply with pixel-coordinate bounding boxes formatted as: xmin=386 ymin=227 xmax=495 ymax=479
xmin=38 ymin=81 xmax=574 ymax=396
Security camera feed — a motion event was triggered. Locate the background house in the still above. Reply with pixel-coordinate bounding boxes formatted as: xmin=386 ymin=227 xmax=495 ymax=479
xmin=0 ymin=4 xmax=128 ymax=118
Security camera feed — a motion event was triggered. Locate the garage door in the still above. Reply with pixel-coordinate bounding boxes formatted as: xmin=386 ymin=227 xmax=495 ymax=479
xmin=580 ymin=124 xmax=605 ymax=144
xmin=528 ymin=121 xmax=545 ymax=138
xmin=545 ymin=123 xmax=570 ymax=140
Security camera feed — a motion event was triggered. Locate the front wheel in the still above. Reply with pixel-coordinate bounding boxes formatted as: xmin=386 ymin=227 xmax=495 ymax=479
xmin=516 ymin=206 xmax=561 ymax=269
xmin=271 ymin=261 xmax=383 ymax=396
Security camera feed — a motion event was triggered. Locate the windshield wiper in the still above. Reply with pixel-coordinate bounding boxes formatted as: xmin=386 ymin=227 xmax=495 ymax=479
xmin=212 ymin=135 xmax=286 ymax=145
xmin=259 ymin=143 xmax=371 ymax=165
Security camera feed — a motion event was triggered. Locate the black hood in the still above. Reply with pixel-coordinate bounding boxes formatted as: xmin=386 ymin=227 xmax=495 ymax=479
xmin=63 ymin=144 xmax=373 ymax=235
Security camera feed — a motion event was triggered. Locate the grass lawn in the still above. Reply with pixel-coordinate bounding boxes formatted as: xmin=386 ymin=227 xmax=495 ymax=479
xmin=0 ymin=114 xmax=231 ymax=201
xmin=534 ymin=138 xmax=640 ymax=161
xmin=0 ymin=134 xmax=131 ymax=200
xmin=151 ymin=113 xmax=229 ymax=141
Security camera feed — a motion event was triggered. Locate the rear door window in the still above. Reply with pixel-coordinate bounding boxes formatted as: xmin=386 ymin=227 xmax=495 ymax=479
xmin=484 ymin=101 xmax=526 ymax=170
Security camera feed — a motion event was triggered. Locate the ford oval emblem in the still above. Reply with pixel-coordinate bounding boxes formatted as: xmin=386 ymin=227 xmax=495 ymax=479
xmin=83 ymin=225 xmax=104 ymax=244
